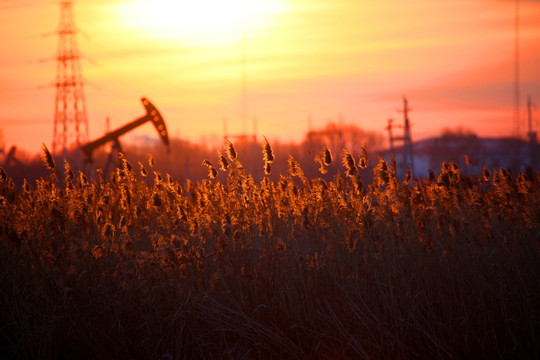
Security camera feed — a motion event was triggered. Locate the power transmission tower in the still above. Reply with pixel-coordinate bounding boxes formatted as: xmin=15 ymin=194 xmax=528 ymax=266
xmin=51 ymin=0 xmax=89 ymax=156
xmin=392 ymin=98 xmax=415 ymax=176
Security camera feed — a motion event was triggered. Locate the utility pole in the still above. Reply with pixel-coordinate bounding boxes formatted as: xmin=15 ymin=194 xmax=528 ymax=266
xmin=51 ymin=0 xmax=89 ymax=156
xmin=252 ymin=116 xmax=257 ymax=143
xmin=527 ymin=95 xmax=537 ymax=167
xmin=386 ymin=118 xmax=395 ymax=155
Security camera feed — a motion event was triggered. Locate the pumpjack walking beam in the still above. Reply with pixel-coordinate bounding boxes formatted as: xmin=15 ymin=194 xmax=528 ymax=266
xmin=81 ymin=98 xmax=169 ymax=164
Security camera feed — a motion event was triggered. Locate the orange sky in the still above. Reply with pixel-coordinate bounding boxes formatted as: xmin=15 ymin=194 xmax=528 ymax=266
xmin=1 ymin=0 xmax=539 ymax=156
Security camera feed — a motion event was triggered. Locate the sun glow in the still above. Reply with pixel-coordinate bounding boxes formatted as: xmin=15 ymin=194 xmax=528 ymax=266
xmin=115 ymin=0 xmax=289 ymax=46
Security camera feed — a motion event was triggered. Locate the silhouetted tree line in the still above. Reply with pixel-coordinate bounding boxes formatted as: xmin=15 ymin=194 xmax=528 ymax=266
xmin=1 ymin=123 xmax=386 ymax=188
xmin=2 ymin=123 xmax=537 ymax=189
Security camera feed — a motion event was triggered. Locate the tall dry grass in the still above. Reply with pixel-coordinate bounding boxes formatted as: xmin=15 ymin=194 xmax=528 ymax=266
xmin=0 ymin=142 xmax=539 ymax=359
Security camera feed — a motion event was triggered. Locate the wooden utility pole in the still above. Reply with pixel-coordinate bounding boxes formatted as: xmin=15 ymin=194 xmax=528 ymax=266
xmin=527 ymin=96 xmax=538 ymax=168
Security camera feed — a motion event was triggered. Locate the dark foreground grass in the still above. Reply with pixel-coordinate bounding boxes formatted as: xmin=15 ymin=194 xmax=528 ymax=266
xmin=0 ymin=147 xmax=539 ymax=359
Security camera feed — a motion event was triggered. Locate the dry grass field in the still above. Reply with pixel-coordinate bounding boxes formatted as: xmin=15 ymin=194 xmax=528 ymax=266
xmin=0 ymin=142 xmax=539 ymax=359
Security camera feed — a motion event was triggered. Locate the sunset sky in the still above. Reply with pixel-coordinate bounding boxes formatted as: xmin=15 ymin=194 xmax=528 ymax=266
xmin=1 ymin=0 xmax=539 ymax=156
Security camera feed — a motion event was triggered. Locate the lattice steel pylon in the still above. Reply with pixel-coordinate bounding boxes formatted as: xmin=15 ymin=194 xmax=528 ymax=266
xmin=388 ymin=98 xmax=415 ymax=177
xmin=51 ymin=0 xmax=89 ymax=156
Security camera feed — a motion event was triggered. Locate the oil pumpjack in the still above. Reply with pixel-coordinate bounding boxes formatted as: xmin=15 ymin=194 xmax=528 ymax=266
xmin=81 ymin=98 xmax=170 ymax=171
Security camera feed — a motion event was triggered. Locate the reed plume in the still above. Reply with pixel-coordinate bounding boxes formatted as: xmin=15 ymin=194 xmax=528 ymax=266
xmin=139 ymin=162 xmax=148 ymax=177
xmin=358 ymin=144 xmax=368 ymax=169
xmin=64 ymin=160 xmax=74 ymax=183
xmin=202 ymin=160 xmax=218 ymax=179
xmin=288 ymin=155 xmax=304 ymax=178
xmin=374 ymin=156 xmax=389 ymax=184
xmin=464 ymin=154 xmax=472 ymax=166
xmin=342 ymin=149 xmax=357 ymax=177
xmin=482 ymin=166 xmax=491 ymax=182
xmin=264 ymin=162 xmax=272 ymax=176
xmin=403 ymin=165 xmax=412 ymax=185
xmin=217 ymin=151 xmax=229 ymax=171
xmin=262 ymin=137 xmax=275 ymax=164
xmin=316 ymin=146 xmax=333 ymax=174
xmin=323 ymin=145 xmax=332 ymax=166
xmin=225 ymin=139 xmax=237 ymax=161
xmin=0 ymin=167 xmax=8 ymax=182
xmin=41 ymin=143 xmax=56 ymax=173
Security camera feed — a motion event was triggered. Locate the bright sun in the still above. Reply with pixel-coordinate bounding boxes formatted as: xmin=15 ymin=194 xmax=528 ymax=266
xmin=115 ymin=0 xmax=289 ymax=46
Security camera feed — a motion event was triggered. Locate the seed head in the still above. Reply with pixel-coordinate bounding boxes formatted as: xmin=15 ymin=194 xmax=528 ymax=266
xmin=139 ymin=162 xmax=148 ymax=177
xmin=63 ymin=160 xmax=74 ymax=183
xmin=217 ymin=151 xmax=229 ymax=171
xmin=403 ymin=165 xmax=412 ymax=185
xmin=323 ymin=146 xmax=332 ymax=166
xmin=374 ymin=157 xmax=389 ymax=184
xmin=0 ymin=167 xmax=7 ymax=182
xmin=438 ymin=171 xmax=450 ymax=187
xmin=464 ymin=154 xmax=472 ymax=166
xmin=225 ymin=139 xmax=237 ymax=161
xmin=122 ymin=187 xmax=131 ymax=207
xmin=23 ymin=179 xmax=31 ymax=193
xmin=359 ymin=144 xmax=368 ymax=169
xmin=79 ymin=171 xmax=89 ymax=186
xmin=355 ymin=176 xmax=364 ymax=194
xmin=264 ymin=162 xmax=272 ymax=175
xmin=101 ymin=223 xmax=115 ymax=239
xmin=41 ymin=143 xmax=56 ymax=171
xmin=358 ymin=157 xmax=367 ymax=169
xmin=262 ymin=136 xmax=275 ymax=164
xmin=279 ymin=175 xmax=288 ymax=191
xmin=121 ymin=155 xmax=133 ymax=174
xmin=482 ymin=166 xmax=491 ymax=182
xmin=315 ymin=146 xmax=333 ymax=174
xmin=288 ymin=155 xmax=304 ymax=178
xmin=342 ymin=150 xmax=357 ymax=177
xmin=202 ymin=160 xmax=218 ymax=179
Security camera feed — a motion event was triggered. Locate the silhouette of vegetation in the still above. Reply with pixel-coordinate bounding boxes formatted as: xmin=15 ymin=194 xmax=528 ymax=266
xmin=0 ymin=139 xmax=539 ymax=359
